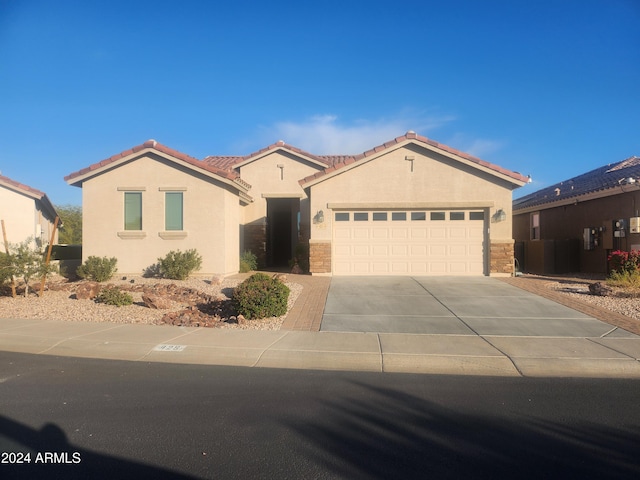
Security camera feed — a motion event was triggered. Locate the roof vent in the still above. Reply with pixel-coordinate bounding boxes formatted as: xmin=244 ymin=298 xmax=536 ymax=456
xmin=406 ymin=130 xmax=416 ymax=135
xmin=555 ymin=188 xmax=561 ymax=196
xmin=620 ymin=177 xmax=637 ymax=185
xmin=276 ymin=140 xmax=285 ymax=146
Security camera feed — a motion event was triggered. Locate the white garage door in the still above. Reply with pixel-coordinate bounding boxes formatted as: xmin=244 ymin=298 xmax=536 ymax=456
xmin=333 ymin=210 xmax=486 ymax=275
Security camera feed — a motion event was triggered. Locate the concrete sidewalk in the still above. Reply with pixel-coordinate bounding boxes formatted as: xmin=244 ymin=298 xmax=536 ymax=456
xmin=0 ymin=275 xmax=640 ymax=378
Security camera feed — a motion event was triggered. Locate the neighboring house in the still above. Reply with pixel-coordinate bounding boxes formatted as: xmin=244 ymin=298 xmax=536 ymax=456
xmin=65 ymin=132 xmax=528 ymax=276
xmin=513 ymin=156 xmax=640 ymax=275
xmin=0 ymin=174 xmax=59 ymax=249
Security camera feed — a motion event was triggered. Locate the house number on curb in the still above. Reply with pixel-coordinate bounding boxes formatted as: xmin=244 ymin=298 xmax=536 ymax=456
xmin=154 ymin=344 xmax=187 ymax=352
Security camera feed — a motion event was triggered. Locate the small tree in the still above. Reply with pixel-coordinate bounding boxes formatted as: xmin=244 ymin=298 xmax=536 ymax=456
xmin=9 ymin=239 xmax=58 ymax=296
xmin=56 ymin=204 xmax=82 ymax=244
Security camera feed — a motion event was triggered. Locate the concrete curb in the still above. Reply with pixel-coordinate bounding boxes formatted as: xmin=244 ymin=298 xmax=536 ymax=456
xmin=1 ymin=319 xmax=640 ymax=378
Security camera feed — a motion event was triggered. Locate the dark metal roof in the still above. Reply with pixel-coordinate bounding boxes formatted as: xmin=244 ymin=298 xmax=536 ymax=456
xmin=513 ymin=156 xmax=640 ymax=211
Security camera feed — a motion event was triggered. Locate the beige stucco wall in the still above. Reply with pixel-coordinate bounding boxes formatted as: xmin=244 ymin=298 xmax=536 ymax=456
xmin=238 ymin=150 xmax=323 ymax=249
xmin=0 ymin=186 xmax=57 ymax=249
xmin=307 ymin=144 xmax=518 ymax=274
xmin=81 ymin=153 xmax=240 ymax=275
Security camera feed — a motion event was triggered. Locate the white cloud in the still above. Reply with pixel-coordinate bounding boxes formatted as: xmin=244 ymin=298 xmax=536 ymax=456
xmin=248 ymin=112 xmax=456 ymax=155
xmin=444 ymin=133 xmax=506 ymax=159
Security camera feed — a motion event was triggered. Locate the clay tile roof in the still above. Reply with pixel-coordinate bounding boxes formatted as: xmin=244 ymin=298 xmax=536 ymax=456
xmin=0 ymin=174 xmax=58 ymax=219
xmin=513 ymin=156 xmax=640 ymax=211
xmin=65 ymin=140 xmax=242 ymax=185
xmin=204 ymin=141 xmax=333 ymax=171
xmin=0 ymin=174 xmax=47 ymax=199
xmin=299 ymin=132 xmax=529 ymax=186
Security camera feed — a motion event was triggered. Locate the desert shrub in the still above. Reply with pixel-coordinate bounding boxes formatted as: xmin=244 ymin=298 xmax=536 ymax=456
xmin=239 ymin=250 xmax=257 ymax=273
xmin=158 ymin=249 xmax=202 ymax=280
xmin=232 ymin=272 xmax=290 ymax=319
xmin=96 ymin=286 xmax=133 ymax=307
xmin=289 ymin=243 xmax=309 ymax=273
xmin=608 ymin=250 xmax=640 ymax=275
xmin=606 ymin=269 xmax=640 ymax=289
xmin=77 ymin=256 xmax=118 ymax=282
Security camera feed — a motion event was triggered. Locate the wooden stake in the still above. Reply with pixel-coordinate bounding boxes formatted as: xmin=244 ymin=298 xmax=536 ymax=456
xmin=39 ymin=216 xmax=60 ymax=297
xmin=1 ymin=219 xmax=17 ymax=298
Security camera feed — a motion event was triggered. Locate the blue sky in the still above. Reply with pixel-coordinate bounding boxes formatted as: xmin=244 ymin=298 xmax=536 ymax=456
xmin=1 ymin=0 xmax=639 ymax=206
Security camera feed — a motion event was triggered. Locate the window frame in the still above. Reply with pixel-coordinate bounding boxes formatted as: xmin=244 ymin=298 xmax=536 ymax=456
xmin=531 ymin=212 xmax=540 ymax=240
xmin=165 ymin=191 xmax=184 ymax=231
xmin=124 ymin=192 xmax=143 ymax=231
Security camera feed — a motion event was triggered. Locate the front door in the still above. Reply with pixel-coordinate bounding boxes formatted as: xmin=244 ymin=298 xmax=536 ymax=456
xmin=266 ymin=198 xmax=300 ymax=267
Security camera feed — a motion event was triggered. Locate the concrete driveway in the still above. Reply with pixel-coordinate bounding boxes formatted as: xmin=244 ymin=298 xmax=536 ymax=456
xmin=320 ymin=276 xmax=626 ymax=337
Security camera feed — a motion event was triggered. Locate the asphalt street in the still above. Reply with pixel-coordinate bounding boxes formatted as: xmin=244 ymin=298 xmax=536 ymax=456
xmin=1 ymin=351 xmax=639 ymax=479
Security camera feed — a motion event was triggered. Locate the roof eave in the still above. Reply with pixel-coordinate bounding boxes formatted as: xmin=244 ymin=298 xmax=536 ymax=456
xmin=234 ymin=145 xmax=329 ymax=170
xmin=300 ymin=138 xmax=528 ymax=188
xmin=65 ymin=147 xmax=250 ymax=195
xmin=513 ymin=185 xmax=635 ymax=214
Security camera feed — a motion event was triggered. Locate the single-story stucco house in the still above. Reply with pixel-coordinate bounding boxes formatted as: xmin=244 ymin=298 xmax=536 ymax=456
xmin=0 ymin=174 xmax=59 ymax=249
xmin=64 ymin=132 xmax=528 ymax=276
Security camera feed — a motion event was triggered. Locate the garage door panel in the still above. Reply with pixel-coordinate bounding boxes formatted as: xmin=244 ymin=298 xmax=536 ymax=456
xmin=371 ymin=245 xmax=389 ymax=255
xmin=333 ymin=210 xmax=486 ymax=276
xmin=353 ymin=245 xmax=370 ymax=256
xmin=449 ymin=227 xmax=468 ymax=239
xmin=353 ymin=228 xmax=370 ymax=239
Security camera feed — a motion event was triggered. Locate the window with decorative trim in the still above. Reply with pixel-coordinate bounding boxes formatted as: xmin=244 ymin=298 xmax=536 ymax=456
xmin=165 ymin=192 xmax=183 ymax=231
xmin=124 ymin=192 xmax=142 ymax=230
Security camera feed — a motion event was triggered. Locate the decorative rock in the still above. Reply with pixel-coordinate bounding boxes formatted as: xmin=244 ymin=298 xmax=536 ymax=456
xmin=210 ymin=274 xmax=224 ymax=286
xmin=75 ymin=281 xmax=101 ymax=300
xmin=273 ymin=273 xmax=288 ymax=282
xmin=142 ymin=293 xmax=174 ymax=309
xmin=237 ymin=314 xmax=246 ymax=325
xmin=589 ymin=282 xmax=613 ymax=297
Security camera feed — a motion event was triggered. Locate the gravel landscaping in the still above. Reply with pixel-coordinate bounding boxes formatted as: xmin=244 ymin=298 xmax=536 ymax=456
xmin=2 ymin=273 xmax=639 ymax=330
xmin=0 ymin=274 xmax=302 ymax=330
xmin=548 ymin=279 xmax=640 ymax=321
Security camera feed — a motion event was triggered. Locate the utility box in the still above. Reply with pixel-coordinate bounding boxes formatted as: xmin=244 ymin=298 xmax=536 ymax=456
xmin=630 ymin=217 xmax=640 ymax=234
xmin=614 ymin=219 xmax=626 ymax=238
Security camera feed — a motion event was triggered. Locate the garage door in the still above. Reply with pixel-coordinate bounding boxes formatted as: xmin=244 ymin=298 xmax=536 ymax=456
xmin=332 ymin=210 xmax=486 ymax=275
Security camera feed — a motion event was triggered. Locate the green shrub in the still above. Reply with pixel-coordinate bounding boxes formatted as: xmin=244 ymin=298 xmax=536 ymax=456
xmin=239 ymin=250 xmax=257 ymax=273
xmin=158 ymin=249 xmax=202 ymax=280
xmin=96 ymin=286 xmax=133 ymax=307
xmin=232 ymin=272 xmax=290 ymax=319
xmin=77 ymin=256 xmax=118 ymax=282
xmin=607 ymin=269 xmax=640 ymax=289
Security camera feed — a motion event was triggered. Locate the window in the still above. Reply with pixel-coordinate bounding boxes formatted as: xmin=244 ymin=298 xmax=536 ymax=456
xmin=430 ymin=212 xmax=446 ymax=221
xmin=470 ymin=211 xmax=485 ymax=221
xmin=392 ymin=212 xmax=407 ymax=221
xmin=373 ymin=212 xmax=387 ymax=221
xmin=354 ymin=212 xmax=368 ymax=221
xmin=165 ymin=192 xmax=183 ymax=231
xmin=411 ymin=212 xmax=426 ymax=221
xmin=335 ymin=212 xmax=349 ymax=221
xmin=450 ymin=212 xmax=465 ymax=221
xmin=531 ymin=212 xmax=540 ymax=240
xmin=124 ymin=192 xmax=142 ymax=230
